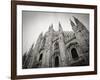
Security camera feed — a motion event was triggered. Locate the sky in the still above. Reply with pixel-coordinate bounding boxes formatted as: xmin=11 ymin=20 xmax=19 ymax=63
xmin=22 ymin=11 xmax=89 ymax=54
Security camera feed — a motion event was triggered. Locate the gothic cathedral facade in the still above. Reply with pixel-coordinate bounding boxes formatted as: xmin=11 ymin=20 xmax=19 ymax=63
xmin=22 ymin=17 xmax=89 ymax=69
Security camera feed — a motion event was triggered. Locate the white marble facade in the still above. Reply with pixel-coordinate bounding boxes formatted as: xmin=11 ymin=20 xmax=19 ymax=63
xmin=22 ymin=17 xmax=89 ymax=69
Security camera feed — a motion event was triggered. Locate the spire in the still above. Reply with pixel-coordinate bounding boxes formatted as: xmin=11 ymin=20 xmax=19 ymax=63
xmin=73 ymin=16 xmax=85 ymax=27
xmin=73 ymin=16 xmax=87 ymax=31
xmin=70 ymin=18 xmax=77 ymax=32
xmin=70 ymin=19 xmax=75 ymax=27
xmin=73 ymin=16 xmax=79 ymax=25
xmin=51 ymin=24 xmax=53 ymax=29
xmin=59 ymin=22 xmax=63 ymax=32
xmin=70 ymin=16 xmax=88 ymax=33
xmin=49 ymin=24 xmax=54 ymax=32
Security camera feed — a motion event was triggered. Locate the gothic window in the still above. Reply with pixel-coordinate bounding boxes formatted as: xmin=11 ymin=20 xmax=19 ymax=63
xmin=54 ymin=42 xmax=59 ymax=50
xmin=39 ymin=54 xmax=43 ymax=61
xmin=71 ymin=48 xmax=79 ymax=60
xmin=54 ymin=56 xmax=59 ymax=67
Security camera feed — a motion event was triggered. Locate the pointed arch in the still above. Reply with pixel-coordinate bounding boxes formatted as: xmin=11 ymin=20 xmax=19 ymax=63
xmin=71 ymin=48 xmax=79 ymax=60
xmin=39 ymin=54 xmax=43 ymax=61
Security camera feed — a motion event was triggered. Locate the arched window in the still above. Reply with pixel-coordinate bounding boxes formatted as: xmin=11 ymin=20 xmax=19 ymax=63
xmin=39 ymin=54 xmax=43 ymax=61
xmin=55 ymin=56 xmax=59 ymax=67
xmin=54 ymin=42 xmax=59 ymax=50
xmin=71 ymin=48 xmax=79 ymax=60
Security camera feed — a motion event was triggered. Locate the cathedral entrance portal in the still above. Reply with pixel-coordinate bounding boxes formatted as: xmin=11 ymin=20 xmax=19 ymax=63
xmin=54 ymin=56 xmax=59 ymax=67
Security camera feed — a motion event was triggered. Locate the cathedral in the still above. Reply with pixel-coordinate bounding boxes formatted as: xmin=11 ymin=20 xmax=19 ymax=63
xmin=22 ymin=17 xmax=89 ymax=69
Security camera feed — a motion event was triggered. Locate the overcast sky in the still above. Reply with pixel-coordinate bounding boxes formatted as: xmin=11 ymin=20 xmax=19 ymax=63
xmin=22 ymin=11 xmax=89 ymax=54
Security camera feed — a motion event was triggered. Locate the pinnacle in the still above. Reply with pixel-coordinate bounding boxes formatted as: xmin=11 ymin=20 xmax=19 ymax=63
xmin=70 ymin=19 xmax=75 ymax=27
xmin=59 ymin=21 xmax=63 ymax=32
xmin=73 ymin=16 xmax=80 ymax=25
